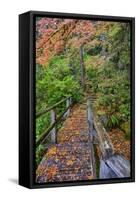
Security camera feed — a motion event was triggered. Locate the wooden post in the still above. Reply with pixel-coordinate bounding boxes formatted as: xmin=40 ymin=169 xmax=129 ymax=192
xmin=70 ymin=97 xmax=72 ymax=106
xmin=87 ymin=97 xmax=94 ymax=141
xmin=66 ymin=97 xmax=71 ymax=117
xmin=50 ymin=109 xmax=56 ymax=143
xmin=87 ymin=97 xmax=97 ymax=178
xmin=80 ymin=45 xmax=85 ymax=90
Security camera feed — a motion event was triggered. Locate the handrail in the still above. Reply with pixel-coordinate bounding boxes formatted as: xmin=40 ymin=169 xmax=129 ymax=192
xmin=36 ymin=104 xmax=71 ymax=147
xmin=86 ymin=96 xmax=114 ymax=159
xmin=93 ymin=112 xmax=114 ymax=159
xmin=36 ymin=96 xmax=71 ymax=118
xmin=36 ymin=96 xmax=72 ymax=147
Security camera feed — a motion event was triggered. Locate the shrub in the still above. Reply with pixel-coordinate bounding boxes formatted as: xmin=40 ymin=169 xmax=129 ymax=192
xmin=106 ymin=114 xmax=120 ymax=129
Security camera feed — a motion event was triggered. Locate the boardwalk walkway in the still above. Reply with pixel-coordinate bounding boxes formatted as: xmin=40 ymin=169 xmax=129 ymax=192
xmin=36 ymin=103 xmax=94 ymax=183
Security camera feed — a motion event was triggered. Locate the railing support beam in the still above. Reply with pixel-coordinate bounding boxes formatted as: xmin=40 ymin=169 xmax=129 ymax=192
xmin=87 ymin=97 xmax=94 ymax=141
xmin=63 ymin=97 xmax=72 ymax=118
xmin=50 ymin=109 xmax=56 ymax=143
xmin=66 ymin=97 xmax=72 ymax=117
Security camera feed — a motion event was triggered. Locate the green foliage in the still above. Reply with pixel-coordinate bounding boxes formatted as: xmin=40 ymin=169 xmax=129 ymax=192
xmin=86 ymin=68 xmax=99 ymax=92
xmin=107 ymin=23 xmax=130 ymax=69
xmin=106 ymin=114 xmax=120 ymax=129
xmin=87 ymin=59 xmax=130 ymax=132
xmin=88 ymin=23 xmax=131 ymax=134
xmin=35 ymin=21 xmax=131 ymax=167
xmin=87 ymin=68 xmax=97 ymax=79
xmin=36 ymin=56 xmax=82 ymax=111
xmin=36 ymin=113 xmax=50 ymax=139
xmin=120 ymin=121 xmax=131 ymax=140
xmin=35 ymin=55 xmax=82 ymax=166
xmin=119 ymin=104 xmax=130 ymax=121
xmin=36 ymin=144 xmax=45 ymax=167
xmin=86 ymin=44 xmax=102 ymax=56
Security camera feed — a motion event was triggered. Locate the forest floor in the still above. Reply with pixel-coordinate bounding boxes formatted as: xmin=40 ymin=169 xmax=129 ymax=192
xmin=108 ymin=129 xmax=130 ymax=160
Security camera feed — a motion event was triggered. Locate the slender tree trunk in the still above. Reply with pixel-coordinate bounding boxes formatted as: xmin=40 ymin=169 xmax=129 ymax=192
xmin=80 ymin=45 xmax=85 ymax=91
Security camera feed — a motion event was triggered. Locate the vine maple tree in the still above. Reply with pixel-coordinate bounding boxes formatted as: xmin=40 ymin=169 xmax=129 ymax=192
xmin=36 ymin=18 xmax=96 ymax=65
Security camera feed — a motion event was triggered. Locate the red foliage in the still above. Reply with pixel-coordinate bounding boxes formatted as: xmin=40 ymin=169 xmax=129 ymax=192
xmin=36 ymin=17 xmax=96 ymax=65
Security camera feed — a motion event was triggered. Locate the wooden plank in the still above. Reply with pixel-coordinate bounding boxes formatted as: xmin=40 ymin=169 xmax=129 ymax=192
xmin=100 ymin=159 xmax=118 ymax=178
xmin=90 ymin=144 xmax=97 ymax=179
xmin=106 ymin=154 xmax=130 ymax=177
xmin=100 ymin=154 xmax=130 ymax=178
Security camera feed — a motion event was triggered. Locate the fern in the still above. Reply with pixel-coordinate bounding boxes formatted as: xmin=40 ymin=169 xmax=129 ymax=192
xmin=106 ymin=114 xmax=120 ymax=129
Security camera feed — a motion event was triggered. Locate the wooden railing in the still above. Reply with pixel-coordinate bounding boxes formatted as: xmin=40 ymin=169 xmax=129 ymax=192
xmin=93 ymin=111 xmax=114 ymax=159
xmin=87 ymin=97 xmax=96 ymax=178
xmin=36 ymin=96 xmax=72 ymax=147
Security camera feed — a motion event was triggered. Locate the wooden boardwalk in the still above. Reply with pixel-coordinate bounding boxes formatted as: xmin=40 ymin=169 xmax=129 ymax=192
xmin=36 ymin=97 xmax=130 ymax=183
xmin=36 ymin=103 xmax=95 ymax=183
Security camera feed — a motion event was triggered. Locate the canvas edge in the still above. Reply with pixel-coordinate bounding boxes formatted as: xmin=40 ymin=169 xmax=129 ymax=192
xmin=19 ymin=10 xmax=135 ymax=189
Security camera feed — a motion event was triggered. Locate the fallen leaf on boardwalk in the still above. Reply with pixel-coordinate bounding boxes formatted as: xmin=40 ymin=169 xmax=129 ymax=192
xmin=67 ymin=160 xmax=73 ymax=166
xmin=87 ymin=175 xmax=93 ymax=180
xmin=47 ymin=146 xmax=57 ymax=156
xmin=36 ymin=103 xmax=94 ymax=183
xmin=47 ymin=166 xmax=58 ymax=179
xmin=59 ymin=151 xmax=66 ymax=156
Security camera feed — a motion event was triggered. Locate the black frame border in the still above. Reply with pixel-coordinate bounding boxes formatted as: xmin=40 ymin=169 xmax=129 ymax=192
xmin=19 ymin=10 xmax=135 ymax=189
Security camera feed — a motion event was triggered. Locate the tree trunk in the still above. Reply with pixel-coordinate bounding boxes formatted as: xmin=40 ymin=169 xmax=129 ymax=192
xmin=80 ymin=45 xmax=85 ymax=91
